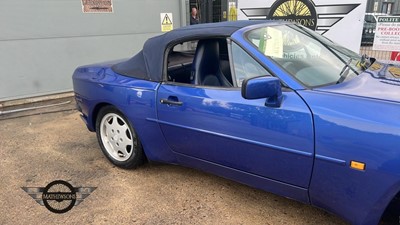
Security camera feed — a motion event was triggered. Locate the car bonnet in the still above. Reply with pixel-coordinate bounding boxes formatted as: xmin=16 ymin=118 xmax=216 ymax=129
xmin=314 ymin=61 xmax=400 ymax=103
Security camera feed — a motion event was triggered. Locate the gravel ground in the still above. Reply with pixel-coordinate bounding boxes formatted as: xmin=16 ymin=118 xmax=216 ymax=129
xmin=0 ymin=98 xmax=348 ymax=225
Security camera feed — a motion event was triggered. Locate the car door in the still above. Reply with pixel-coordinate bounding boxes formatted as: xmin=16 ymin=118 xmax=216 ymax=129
xmin=156 ymin=39 xmax=314 ymax=188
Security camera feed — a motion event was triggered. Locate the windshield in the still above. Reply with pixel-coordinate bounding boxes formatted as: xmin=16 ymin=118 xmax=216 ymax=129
xmin=364 ymin=15 xmax=376 ymax=23
xmin=246 ymin=24 xmax=366 ymax=87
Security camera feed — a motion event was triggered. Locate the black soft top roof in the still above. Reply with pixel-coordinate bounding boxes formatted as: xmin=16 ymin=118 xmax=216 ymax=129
xmin=112 ymin=20 xmax=270 ymax=82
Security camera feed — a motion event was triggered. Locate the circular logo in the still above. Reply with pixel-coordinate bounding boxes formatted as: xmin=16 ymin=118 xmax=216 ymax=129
xmin=268 ymin=0 xmax=317 ymax=30
xmin=42 ymin=180 xmax=76 ymax=214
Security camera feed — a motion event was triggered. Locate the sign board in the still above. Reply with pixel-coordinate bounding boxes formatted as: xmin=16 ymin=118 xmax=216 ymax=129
xmin=81 ymin=0 xmax=113 ymax=13
xmin=160 ymin=13 xmax=173 ymax=32
xmin=391 ymin=52 xmax=400 ymax=61
xmin=372 ymin=16 xmax=400 ymax=51
xmin=238 ymin=0 xmax=367 ymax=52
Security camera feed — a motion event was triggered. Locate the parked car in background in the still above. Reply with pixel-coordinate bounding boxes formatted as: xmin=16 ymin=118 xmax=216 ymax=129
xmin=361 ymin=13 xmax=387 ymax=45
xmin=73 ymin=20 xmax=400 ymax=225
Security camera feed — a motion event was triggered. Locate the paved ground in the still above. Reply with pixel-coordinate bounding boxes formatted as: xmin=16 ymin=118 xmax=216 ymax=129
xmin=0 ymin=98 xmax=348 ymax=225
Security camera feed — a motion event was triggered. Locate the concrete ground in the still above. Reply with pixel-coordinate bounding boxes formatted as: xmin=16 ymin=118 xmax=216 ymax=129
xmin=0 ymin=97 xmax=348 ymax=225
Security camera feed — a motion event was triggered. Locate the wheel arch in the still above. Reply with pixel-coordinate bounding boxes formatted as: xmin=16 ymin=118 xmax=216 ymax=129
xmin=88 ymin=99 xmax=177 ymax=164
xmin=94 ymin=104 xmax=147 ymax=168
xmin=380 ymin=188 xmax=400 ymax=223
xmin=89 ymin=102 xmax=113 ymax=132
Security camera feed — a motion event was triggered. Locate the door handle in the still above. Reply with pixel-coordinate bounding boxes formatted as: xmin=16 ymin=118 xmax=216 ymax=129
xmin=160 ymin=98 xmax=183 ymax=106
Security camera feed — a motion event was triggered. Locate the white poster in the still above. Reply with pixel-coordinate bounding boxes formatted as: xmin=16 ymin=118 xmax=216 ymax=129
xmin=373 ymin=16 xmax=400 ymax=51
xmin=238 ymin=0 xmax=367 ymax=53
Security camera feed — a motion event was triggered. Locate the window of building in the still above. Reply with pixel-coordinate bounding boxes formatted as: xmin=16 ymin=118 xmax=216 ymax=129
xmin=382 ymin=2 xmax=393 ymax=14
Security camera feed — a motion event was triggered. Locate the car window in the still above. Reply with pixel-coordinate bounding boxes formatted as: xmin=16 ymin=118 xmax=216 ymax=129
xmin=246 ymin=24 xmax=363 ymax=87
xmin=166 ymin=38 xmax=234 ymax=87
xmin=364 ymin=15 xmax=376 ymax=23
xmin=231 ymin=42 xmax=270 ymax=87
xmin=166 ymin=41 xmax=197 ymax=84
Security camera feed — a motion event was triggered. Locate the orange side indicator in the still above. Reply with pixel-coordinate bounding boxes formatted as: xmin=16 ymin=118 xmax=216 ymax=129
xmin=350 ymin=161 xmax=366 ymax=171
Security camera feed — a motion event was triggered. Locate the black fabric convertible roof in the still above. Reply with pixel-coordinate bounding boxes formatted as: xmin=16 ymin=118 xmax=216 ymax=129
xmin=112 ymin=20 xmax=270 ymax=82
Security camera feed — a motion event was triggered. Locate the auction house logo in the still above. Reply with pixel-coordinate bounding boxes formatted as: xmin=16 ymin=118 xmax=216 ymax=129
xmin=241 ymin=0 xmax=360 ymax=34
xmin=269 ymin=0 xmax=317 ymax=30
xmin=22 ymin=180 xmax=96 ymax=214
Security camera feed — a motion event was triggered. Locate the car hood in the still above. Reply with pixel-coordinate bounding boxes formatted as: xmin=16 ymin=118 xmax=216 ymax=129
xmin=315 ymin=61 xmax=400 ymax=103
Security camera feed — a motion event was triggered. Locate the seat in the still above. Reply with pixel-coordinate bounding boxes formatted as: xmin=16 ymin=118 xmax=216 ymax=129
xmin=191 ymin=40 xmax=232 ymax=87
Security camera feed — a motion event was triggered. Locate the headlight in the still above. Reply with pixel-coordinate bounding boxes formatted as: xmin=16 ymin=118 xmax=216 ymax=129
xmin=369 ymin=29 xmax=372 ymax=33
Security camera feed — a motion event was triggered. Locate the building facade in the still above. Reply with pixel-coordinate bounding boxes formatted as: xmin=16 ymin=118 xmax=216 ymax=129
xmin=1 ymin=0 xmax=394 ymax=101
xmin=189 ymin=0 xmax=238 ymax=23
xmin=0 ymin=0 xmax=187 ymax=101
xmin=365 ymin=0 xmax=400 ymax=15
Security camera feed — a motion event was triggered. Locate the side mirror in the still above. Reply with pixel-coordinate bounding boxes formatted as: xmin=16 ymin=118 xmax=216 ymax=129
xmin=241 ymin=76 xmax=283 ymax=107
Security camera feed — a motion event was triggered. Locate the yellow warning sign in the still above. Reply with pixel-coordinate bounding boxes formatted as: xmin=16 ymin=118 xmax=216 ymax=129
xmin=160 ymin=13 xmax=173 ymax=32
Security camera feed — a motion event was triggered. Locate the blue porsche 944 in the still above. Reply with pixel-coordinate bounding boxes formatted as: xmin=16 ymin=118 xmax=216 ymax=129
xmin=73 ymin=20 xmax=400 ymax=224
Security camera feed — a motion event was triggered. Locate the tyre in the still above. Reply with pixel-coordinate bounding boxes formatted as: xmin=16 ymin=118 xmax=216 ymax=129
xmin=95 ymin=106 xmax=145 ymax=169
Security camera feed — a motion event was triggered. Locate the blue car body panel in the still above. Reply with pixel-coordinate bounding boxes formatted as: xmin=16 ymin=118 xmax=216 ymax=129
xmin=73 ymin=67 xmax=178 ymax=163
xmin=302 ymin=73 xmax=400 ymax=224
xmin=72 ymin=21 xmax=400 ymax=225
xmin=157 ymin=84 xmax=314 ymax=188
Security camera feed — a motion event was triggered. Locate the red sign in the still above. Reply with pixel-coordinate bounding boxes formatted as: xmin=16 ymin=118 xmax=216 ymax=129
xmin=391 ymin=51 xmax=400 ymax=61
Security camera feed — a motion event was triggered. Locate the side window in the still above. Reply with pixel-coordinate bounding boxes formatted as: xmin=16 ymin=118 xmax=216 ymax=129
xmin=166 ymin=41 xmax=197 ymax=84
xmin=231 ymin=42 xmax=270 ymax=87
xmin=166 ymin=38 xmax=234 ymax=87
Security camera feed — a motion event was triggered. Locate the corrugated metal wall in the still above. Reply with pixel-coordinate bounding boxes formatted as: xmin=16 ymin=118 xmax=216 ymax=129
xmin=0 ymin=0 xmax=186 ymax=101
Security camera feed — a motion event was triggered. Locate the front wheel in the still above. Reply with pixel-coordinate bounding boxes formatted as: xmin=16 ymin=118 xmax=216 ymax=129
xmin=95 ymin=106 xmax=145 ymax=169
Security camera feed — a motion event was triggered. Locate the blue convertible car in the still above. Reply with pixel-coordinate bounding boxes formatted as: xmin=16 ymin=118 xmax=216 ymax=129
xmin=73 ymin=20 xmax=400 ymax=224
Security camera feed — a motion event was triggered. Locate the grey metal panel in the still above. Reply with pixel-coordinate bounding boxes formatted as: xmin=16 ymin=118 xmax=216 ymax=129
xmin=0 ymin=34 xmax=157 ymax=101
xmin=0 ymin=0 xmax=182 ymax=40
xmin=0 ymin=0 xmax=183 ymax=101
